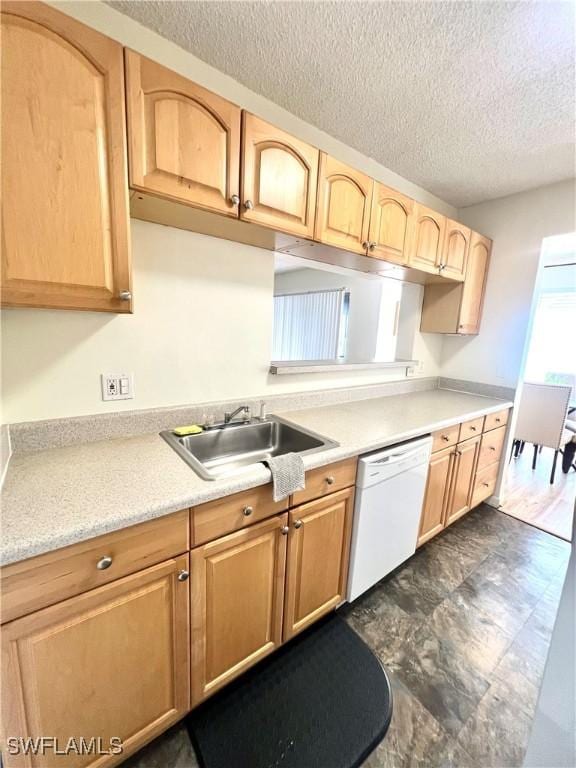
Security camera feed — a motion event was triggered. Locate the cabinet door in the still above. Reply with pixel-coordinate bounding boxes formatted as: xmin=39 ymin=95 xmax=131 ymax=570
xmin=241 ymin=113 xmax=318 ymax=238
xmin=1 ymin=2 xmax=131 ymax=313
xmin=458 ymin=232 xmax=491 ymax=334
xmin=417 ymin=446 xmax=454 ymax=547
xmin=1 ymin=556 xmax=190 ymax=768
xmin=125 ymin=50 xmax=241 ymax=217
xmin=444 ymin=436 xmax=481 ymax=527
xmin=367 ymin=183 xmax=414 ymax=265
xmin=314 ymin=154 xmax=373 ymax=255
xmin=190 ymin=514 xmax=288 ymax=705
xmin=441 ymin=219 xmax=470 ymax=282
xmin=409 ymin=203 xmax=446 ymax=275
xmin=283 ymin=488 xmax=354 ymax=641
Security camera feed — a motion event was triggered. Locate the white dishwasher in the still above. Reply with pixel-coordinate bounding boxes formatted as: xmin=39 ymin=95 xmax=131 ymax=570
xmin=347 ymin=435 xmax=432 ymax=602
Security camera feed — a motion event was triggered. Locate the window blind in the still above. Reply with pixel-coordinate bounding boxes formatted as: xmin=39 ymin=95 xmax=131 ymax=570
xmin=272 ymin=288 xmax=346 ymax=361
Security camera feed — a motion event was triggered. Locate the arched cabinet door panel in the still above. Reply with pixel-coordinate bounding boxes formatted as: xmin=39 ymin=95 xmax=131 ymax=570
xmin=459 ymin=232 xmax=491 ymax=334
xmin=368 ymin=183 xmax=414 ymax=265
xmin=409 ymin=203 xmax=446 ymax=276
xmin=125 ymin=50 xmax=241 ymax=217
xmin=241 ymin=113 xmax=319 ymax=238
xmin=442 ymin=219 xmax=470 ymax=282
xmin=315 ymin=154 xmax=373 ymax=255
xmin=1 ymin=1 xmax=131 ymax=312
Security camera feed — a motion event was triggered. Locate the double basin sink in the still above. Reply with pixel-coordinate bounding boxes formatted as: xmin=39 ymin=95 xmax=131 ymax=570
xmin=161 ymin=416 xmax=339 ymax=480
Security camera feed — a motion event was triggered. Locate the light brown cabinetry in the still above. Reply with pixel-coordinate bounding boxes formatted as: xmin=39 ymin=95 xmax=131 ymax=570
xmin=442 ymin=219 xmax=470 ymax=282
xmin=283 ymin=488 xmax=354 ymax=640
xmin=444 ymin=435 xmax=481 ymax=526
xmin=367 ymin=183 xmax=414 ymax=265
xmin=417 ymin=446 xmax=454 ymax=547
xmin=1 ymin=1 xmax=131 ymax=313
xmin=2 ymin=556 xmax=190 ymax=768
xmin=408 ymin=203 xmax=446 ymax=275
xmin=420 ymin=230 xmax=491 ymax=334
xmin=241 ymin=113 xmax=319 ymax=238
xmin=315 ymin=154 xmax=373 ymax=255
xmin=190 ymin=514 xmax=288 ymax=705
xmin=125 ymin=50 xmax=241 ymax=217
xmin=418 ymin=409 xmax=510 ymax=546
xmin=291 ymin=457 xmax=357 ymax=505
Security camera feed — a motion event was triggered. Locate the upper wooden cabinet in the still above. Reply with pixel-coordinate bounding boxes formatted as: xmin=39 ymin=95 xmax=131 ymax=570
xmin=1 ymin=2 xmax=131 ymax=313
xmin=1 ymin=556 xmax=190 ymax=768
xmin=241 ymin=113 xmax=319 ymax=238
xmin=125 ymin=50 xmax=241 ymax=217
xmin=283 ymin=488 xmax=354 ymax=641
xmin=314 ymin=154 xmax=373 ymax=255
xmin=408 ymin=203 xmax=446 ymax=275
xmin=442 ymin=219 xmax=470 ymax=282
xmin=367 ymin=183 xmax=414 ymax=266
xmin=459 ymin=232 xmax=491 ymax=334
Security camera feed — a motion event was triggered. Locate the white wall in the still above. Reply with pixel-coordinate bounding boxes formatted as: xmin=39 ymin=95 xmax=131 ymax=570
xmin=442 ymin=179 xmax=576 ymax=389
xmin=1 ymin=221 xmax=444 ymax=423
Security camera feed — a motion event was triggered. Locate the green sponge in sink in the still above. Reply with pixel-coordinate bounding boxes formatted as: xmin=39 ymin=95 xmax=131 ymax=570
xmin=173 ymin=424 xmax=204 ymax=436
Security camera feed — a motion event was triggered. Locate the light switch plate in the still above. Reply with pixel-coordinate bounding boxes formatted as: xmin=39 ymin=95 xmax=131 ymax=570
xmin=101 ymin=373 xmax=134 ymax=401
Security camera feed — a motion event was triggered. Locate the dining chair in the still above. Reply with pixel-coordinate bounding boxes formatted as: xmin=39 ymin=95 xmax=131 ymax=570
xmin=512 ymin=383 xmax=573 ymax=484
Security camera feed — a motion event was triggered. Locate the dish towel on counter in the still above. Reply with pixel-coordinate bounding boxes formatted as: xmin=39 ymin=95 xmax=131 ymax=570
xmin=265 ymin=453 xmax=306 ymax=502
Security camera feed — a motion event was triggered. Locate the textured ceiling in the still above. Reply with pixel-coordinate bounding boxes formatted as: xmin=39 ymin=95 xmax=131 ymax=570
xmin=109 ymin=0 xmax=575 ymax=207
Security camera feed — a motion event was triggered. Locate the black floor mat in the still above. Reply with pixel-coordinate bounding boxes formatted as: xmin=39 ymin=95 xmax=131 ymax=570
xmin=186 ymin=612 xmax=393 ymax=768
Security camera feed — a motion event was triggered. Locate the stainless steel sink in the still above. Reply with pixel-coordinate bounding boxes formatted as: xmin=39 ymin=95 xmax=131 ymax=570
xmin=161 ymin=416 xmax=338 ymax=480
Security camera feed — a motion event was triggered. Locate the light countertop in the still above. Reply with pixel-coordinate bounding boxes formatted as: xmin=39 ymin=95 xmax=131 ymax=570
xmin=1 ymin=389 xmax=512 ymax=566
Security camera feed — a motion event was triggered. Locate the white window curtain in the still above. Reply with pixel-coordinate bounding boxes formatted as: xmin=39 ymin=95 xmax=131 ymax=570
xmin=272 ymin=289 xmax=346 ymax=361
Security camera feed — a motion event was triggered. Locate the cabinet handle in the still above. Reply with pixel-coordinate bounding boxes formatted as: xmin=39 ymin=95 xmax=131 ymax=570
xmin=280 ymin=525 xmax=290 ymax=535
xmin=369 ymin=242 xmax=376 ymax=251
xmin=119 ymin=290 xmax=132 ymax=301
xmin=294 ymin=519 xmax=303 ymax=529
xmin=482 ymin=482 xmax=490 ymax=488
xmin=96 ymin=556 xmax=113 ymax=570
xmin=362 ymin=241 xmax=370 ymax=250
xmin=490 ymin=446 xmax=496 ymax=452
xmin=326 ymin=475 xmax=335 ymax=485
xmin=495 ymin=418 xmax=501 ymax=423
xmin=177 ymin=570 xmax=189 ymax=582
xmin=244 ymin=200 xmax=254 ymax=211
xmin=442 ymin=435 xmax=450 ymax=442
xmin=243 ymin=505 xmax=253 ymax=517
xmin=470 ymin=426 xmax=477 ymax=431
xmin=438 ymin=264 xmax=446 ymax=272
xmin=230 ymin=194 xmax=240 ymax=206
xmin=455 ymin=450 xmax=462 ymax=457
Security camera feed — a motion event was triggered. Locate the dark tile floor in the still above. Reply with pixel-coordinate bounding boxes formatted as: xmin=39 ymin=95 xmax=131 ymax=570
xmin=123 ymin=505 xmax=570 ymax=768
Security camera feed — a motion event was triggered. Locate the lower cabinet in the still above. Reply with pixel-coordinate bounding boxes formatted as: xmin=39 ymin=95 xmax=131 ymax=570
xmin=190 ymin=485 xmax=355 ymax=704
xmin=444 ymin=435 xmax=481 ymax=527
xmin=190 ymin=514 xmax=288 ymax=705
xmin=283 ymin=488 xmax=355 ymax=641
xmin=417 ymin=445 xmax=455 ymax=546
xmin=1 ymin=556 xmax=190 ymax=768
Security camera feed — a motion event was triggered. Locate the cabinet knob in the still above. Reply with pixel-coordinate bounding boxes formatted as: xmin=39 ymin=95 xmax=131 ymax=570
xmin=119 ymin=290 xmax=132 ymax=301
xmin=280 ymin=525 xmax=290 ymax=535
xmin=326 ymin=475 xmax=335 ymax=485
xmin=96 ymin=555 xmax=113 ymax=570
xmin=294 ymin=519 xmax=303 ymax=529
xmin=438 ymin=264 xmax=446 ymax=272
xmin=230 ymin=194 xmax=240 ymax=206
xmin=470 ymin=426 xmax=477 ymax=431
xmin=490 ymin=446 xmax=496 ymax=451
xmin=244 ymin=200 xmax=254 ymax=211
xmin=243 ymin=505 xmax=253 ymax=517
xmin=495 ymin=418 xmax=501 ymax=423
xmin=362 ymin=241 xmax=370 ymax=250
xmin=482 ymin=482 xmax=490 ymax=488
xmin=177 ymin=569 xmax=189 ymax=582
xmin=442 ymin=435 xmax=450 ymax=442
xmin=369 ymin=242 xmax=376 ymax=251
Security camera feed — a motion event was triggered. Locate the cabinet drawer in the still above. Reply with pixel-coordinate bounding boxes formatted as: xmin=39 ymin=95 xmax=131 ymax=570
xmin=290 ymin=458 xmax=357 ymax=506
xmin=431 ymin=424 xmax=460 ymax=452
xmin=459 ymin=417 xmax=484 ymax=442
xmin=484 ymin=408 xmax=509 ymax=432
xmin=192 ymin=485 xmax=288 ymax=546
xmin=477 ymin=426 xmax=507 ymax=471
xmin=1 ymin=510 xmax=189 ymax=623
xmin=471 ymin=462 xmax=500 ymax=507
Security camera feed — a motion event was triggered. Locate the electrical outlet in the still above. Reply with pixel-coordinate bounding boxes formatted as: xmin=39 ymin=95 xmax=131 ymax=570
xmin=101 ymin=373 xmax=134 ymax=401
xmin=406 ymin=366 xmax=416 ymax=377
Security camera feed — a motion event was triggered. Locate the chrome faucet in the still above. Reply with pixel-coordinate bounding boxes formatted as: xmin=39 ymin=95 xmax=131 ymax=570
xmin=224 ymin=405 xmax=251 ymax=425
